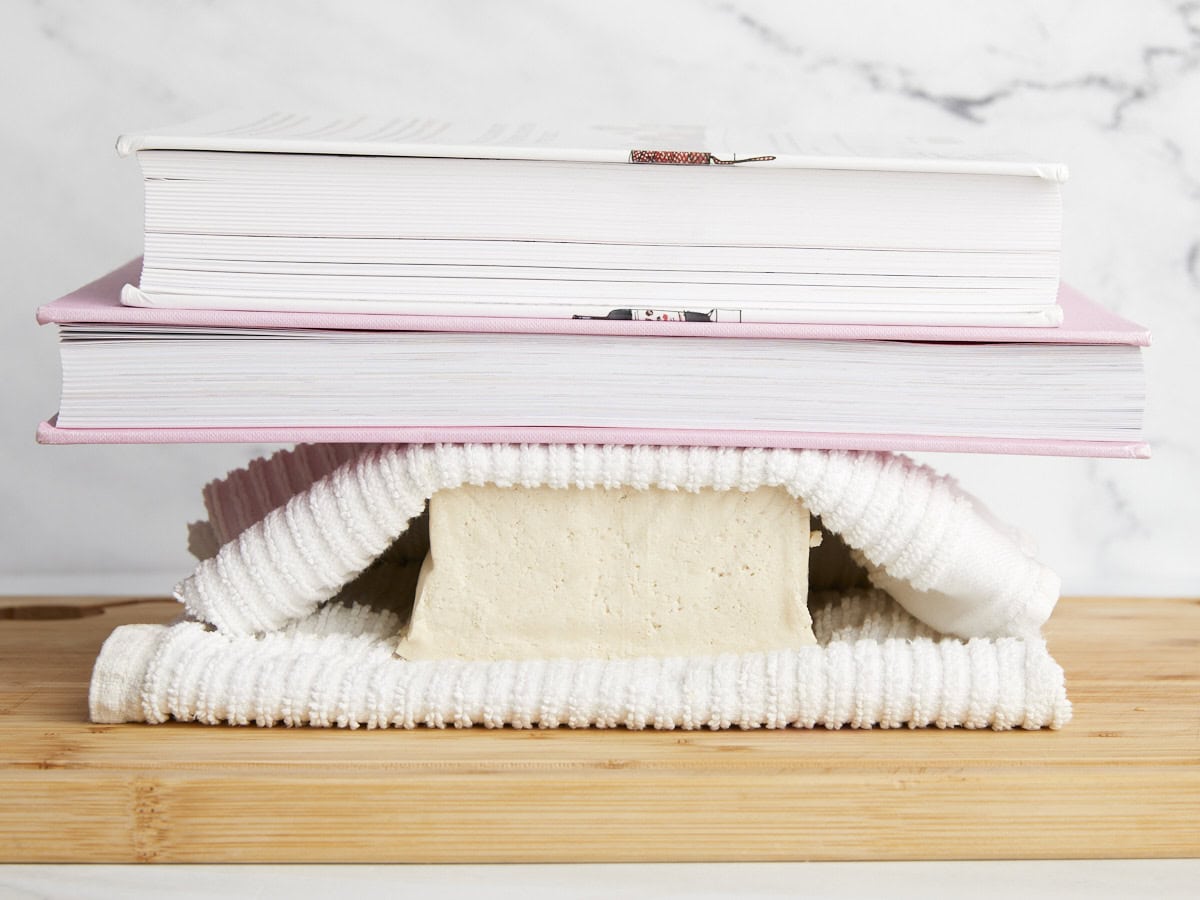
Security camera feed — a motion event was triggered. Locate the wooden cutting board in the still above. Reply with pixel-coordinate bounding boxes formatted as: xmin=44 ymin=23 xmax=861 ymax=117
xmin=0 ymin=594 xmax=1196 ymax=862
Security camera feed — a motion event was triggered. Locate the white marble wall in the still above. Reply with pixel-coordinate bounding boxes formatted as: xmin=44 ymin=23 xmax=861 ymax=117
xmin=2 ymin=0 xmax=1197 ymax=595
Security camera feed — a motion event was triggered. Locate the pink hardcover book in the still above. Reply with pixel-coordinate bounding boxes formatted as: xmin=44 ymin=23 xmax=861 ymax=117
xmin=36 ymin=260 xmax=1150 ymax=458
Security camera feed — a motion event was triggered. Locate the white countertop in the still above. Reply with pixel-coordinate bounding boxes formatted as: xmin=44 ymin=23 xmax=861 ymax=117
xmin=2 ymin=861 xmax=1199 ymax=899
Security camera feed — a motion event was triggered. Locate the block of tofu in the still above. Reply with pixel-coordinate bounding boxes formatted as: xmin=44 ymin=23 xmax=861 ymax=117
xmin=395 ymin=485 xmax=816 ymax=661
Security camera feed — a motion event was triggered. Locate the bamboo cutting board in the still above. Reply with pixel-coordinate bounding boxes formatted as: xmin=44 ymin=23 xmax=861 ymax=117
xmin=0 ymin=595 xmax=1196 ymax=862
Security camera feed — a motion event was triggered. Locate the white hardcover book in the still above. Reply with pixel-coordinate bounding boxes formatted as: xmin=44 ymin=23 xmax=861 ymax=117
xmin=118 ymin=113 xmax=1066 ymax=325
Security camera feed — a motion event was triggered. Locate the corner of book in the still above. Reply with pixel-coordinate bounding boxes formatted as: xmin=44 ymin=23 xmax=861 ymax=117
xmin=36 ymin=419 xmax=61 ymax=444
xmin=115 ymin=133 xmax=143 ymax=158
xmin=119 ymin=283 xmax=153 ymax=307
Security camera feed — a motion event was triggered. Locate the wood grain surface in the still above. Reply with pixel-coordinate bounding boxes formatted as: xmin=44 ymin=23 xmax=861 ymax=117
xmin=0 ymin=594 xmax=1196 ymax=862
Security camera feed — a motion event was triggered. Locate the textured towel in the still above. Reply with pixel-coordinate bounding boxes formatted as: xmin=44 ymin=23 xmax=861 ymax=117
xmin=91 ymin=442 xmax=1071 ymax=730
xmin=89 ymin=589 xmax=1070 ymax=730
xmin=178 ymin=443 xmax=1059 ymax=640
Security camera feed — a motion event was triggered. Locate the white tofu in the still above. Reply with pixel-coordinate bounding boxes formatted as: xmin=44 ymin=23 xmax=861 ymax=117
xmin=395 ymin=485 xmax=815 ymax=661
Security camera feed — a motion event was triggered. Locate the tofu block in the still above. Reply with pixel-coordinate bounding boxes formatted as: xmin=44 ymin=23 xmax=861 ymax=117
xmin=395 ymin=485 xmax=815 ymax=661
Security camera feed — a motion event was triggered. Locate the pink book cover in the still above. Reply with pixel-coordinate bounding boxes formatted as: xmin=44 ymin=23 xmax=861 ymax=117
xmin=35 ymin=260 xmax=1151 ymax=458
xmin=39 ymin=259 xmax=1150 ymax=344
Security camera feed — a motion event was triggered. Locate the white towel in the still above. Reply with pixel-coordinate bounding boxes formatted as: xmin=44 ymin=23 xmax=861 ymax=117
xmin=90 ymin=443 xmax=1071 ymax=730
xmin=178 ymin=443 xmax=1059 ymax=640
xmin=89 ymin=589 xmax=1070 ymax=730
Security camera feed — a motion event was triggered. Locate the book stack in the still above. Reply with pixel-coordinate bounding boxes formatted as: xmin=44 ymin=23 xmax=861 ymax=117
xmin=45 ymin=115 xmax=1149 ymax=731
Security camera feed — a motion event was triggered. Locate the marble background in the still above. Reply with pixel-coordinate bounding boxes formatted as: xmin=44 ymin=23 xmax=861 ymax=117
xmin=2 ymin=0 xmax=1197 ymax=596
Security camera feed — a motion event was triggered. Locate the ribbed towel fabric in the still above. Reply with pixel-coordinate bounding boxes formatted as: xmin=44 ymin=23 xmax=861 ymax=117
xmin=89 ymin=442 xmax=1071 ymax=730
xmin=179 ymin=443 xmax=1060 ymax=640
xmin=89 ymin=589 xmax=1070 ymax=729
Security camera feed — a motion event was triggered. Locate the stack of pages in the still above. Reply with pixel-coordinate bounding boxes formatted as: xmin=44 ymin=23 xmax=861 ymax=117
xmin=39 ymin=114 xmax=1146 ymax=456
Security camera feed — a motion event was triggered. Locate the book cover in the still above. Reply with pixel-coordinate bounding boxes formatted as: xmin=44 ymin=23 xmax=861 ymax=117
xmin=37 ymin=259 xmax=1148 ymax=346
xmin=116 ymin=113 xmax=1070 ymax=180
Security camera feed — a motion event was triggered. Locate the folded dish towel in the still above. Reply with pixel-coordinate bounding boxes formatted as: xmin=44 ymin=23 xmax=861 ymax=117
xmin=90 ymin=442 xmax=1071 ymax=730
xmin=90 ymin=588 xmax=1070 ymax=729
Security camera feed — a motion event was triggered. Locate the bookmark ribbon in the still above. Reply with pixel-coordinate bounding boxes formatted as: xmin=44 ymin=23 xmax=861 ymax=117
xmin=629 ymin=149 xmax=776 ymax=165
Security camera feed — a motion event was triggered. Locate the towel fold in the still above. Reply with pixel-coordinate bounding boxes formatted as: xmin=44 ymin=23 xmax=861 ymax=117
xmin=178 ymin=443 xmax=1060 ymax=641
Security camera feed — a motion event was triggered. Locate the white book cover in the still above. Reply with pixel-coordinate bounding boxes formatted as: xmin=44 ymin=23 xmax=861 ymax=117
xmin=116 ymin=112 xmax=1069 ymax=180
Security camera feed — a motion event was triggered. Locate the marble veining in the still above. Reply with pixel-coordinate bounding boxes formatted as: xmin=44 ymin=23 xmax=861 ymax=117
xmin=1 ymin=0 xmax=1197 ymax=596
xmin=721 ymin=1 xmax=1200 ymax=129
